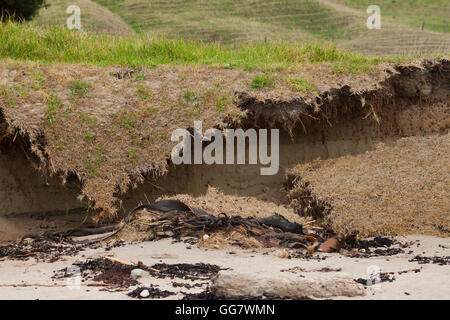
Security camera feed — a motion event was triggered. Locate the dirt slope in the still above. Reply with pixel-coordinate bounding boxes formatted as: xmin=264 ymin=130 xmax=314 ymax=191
xmin=288 ymin=134 xmax=449 ymax=236
xmin=0 ymin=58 xmax=448 ymax=237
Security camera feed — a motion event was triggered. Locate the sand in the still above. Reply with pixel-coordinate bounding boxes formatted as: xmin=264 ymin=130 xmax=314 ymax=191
xmin=0 ymin=235 xmax=448 ymax=300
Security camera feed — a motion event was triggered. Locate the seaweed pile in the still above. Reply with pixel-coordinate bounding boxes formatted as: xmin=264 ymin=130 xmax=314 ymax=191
xmin=1 ymin=199 xmax=410 ymax=262
xmin=115 ymin=200 xmax=315 ymax=249
xmin=408 ymin=255 xmax=450 ymax=266
xmin=0 ymin=234 xmax=92 ymax=262
xmin=54 ymin=256 xmax=224 ymax=296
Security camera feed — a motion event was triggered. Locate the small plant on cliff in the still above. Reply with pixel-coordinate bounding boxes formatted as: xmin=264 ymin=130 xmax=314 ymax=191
xmin=251 ymin=75 xmax=274 ymax=90
xmin=70 ymin=79 xmax=91 ymax=99
xmin=45 ymin=93 xmax=62 ymax=125
xmin=286 ymin=77 xmax=316 ymax=92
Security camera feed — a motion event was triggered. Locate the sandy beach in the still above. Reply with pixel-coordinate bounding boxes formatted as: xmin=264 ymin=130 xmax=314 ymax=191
xmin=0 ymin=235 xmax=448 ymax=300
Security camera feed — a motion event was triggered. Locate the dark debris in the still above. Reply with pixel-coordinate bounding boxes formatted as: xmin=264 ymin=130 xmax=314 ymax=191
xmin=128 ymin=285 xmax=175 ymax=299
xmin=408 ymin=255 xmax=450 ymax=266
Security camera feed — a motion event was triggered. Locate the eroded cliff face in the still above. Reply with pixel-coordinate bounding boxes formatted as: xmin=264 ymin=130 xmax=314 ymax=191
xmin=0 ymin=138 xmax=83 ymax=217
xmin=0 ymin=58 xmax=448 ymax=238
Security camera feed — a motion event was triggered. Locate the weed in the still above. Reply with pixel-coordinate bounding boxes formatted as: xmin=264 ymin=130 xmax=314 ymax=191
xmin=85 ymin=146 xmax=105 ymax=177
xmin=134 ymin=72 xmax=145 ymax=81
xmin=142 ymin=107 xmax=156 ymax=117
xmin=70 ymin=78 xmax=91 ymax=98
xmin=30 ymin=70 xmax=45 ymax=90
xmin=127 ymin=147 xmax=137 ymax=159
xmin=83 ymin=131 xmax=95 ymax=143
xmin=56 ymin=138 xmax=67 ymax=150
xmin=45 ymin=93 xmax=63 ymax=125
xmin=11 ymin=83 xmax=29 ymax=98
xmin=286 ymin=77 xmax=316 ymax=92
xmin=191 ymin=102 xmax=201 ymax=114
xmin=183 ymin=89 xmax=196 ymax=102
xmin=95 ymin=146 xmax=105 ymax=165
xmin=62 ymin=104 xmax=73 ymax=115
xmin=251 ymin=75 xmax=274 ymax=90
xmin=137 ymin=83 xmax=152 ymax=102
xmin=86 ymin=158 xmax=97 ymax=177
xmin=79 ymin=113 xmax=98 ymax=128
xmin=333 ymin=60 xmax=374 ymax=74
xmin=216 ymin=94 xmax=230 ymax=112
xmin=0 ymin=85 xmax=7 ymax=97
xmin=0 ymin=85 xmax=17 ymax=106
xmin=119 ymin=111 xmax=137 ymax=132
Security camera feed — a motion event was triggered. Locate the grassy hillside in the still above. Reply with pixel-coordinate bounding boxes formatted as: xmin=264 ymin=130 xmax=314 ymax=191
xmin=32 ymin=0 xmax=134 ymax=36
xmin=92 ymin=0 xmax=362 ymax=42
xmin=24 ymin=0 xmax=449 ymax=56
xmin=89 ymin=0 xmax=449 ymax=56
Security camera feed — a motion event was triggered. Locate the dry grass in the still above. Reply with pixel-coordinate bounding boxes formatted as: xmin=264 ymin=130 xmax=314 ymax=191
xmin=0 ymin=57 xmax=448 ymax=227
xmin=0 ymin=58 xmax=363 ymax=220
xmin=3 ymin=60 xmax=356 ymax=220
xmin=288 ymin=134 xmax=450 ymax=237
xmin=0 ymin=61 xmax=251 ymax=220
xmin=161 ymin=186 xmax=311 ymax=226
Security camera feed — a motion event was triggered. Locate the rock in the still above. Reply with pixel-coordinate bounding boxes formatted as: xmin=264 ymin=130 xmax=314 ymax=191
xmin=140 ymin=289 xmax=150 ymax=298
xmin=131 ymin=269 xmax=150 ymax=280
xmin=211 ymin=270 xmax=365 ymax=299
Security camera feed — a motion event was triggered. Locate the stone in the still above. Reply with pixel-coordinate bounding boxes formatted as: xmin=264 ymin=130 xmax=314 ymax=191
xmin=131 ymin=269 xmax=150 ymax=280
xmin=140 ymin=289 xmax=150 ymax=298
xmin=211 ymin=270 xmax=365 ymax=299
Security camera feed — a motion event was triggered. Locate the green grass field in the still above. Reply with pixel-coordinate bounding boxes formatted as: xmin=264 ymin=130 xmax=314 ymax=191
xmin=0 ymin=21 xmax=393 ymax=72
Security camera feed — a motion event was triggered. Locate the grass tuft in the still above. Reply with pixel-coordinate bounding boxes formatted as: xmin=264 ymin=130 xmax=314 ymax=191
xmin=45 ymin=93 xmax=63 ymax=125
xmin=286 ymin=77 xmax=316 ymax=92
xmin=251 ymin=75 xmax=275 ymax=90
xmin=70 ymin=79 xmax=91 ymax=99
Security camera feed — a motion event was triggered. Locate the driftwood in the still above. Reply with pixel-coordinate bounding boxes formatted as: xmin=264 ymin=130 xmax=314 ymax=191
xmin=21 ymin=225 xmax=121 ymax=241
